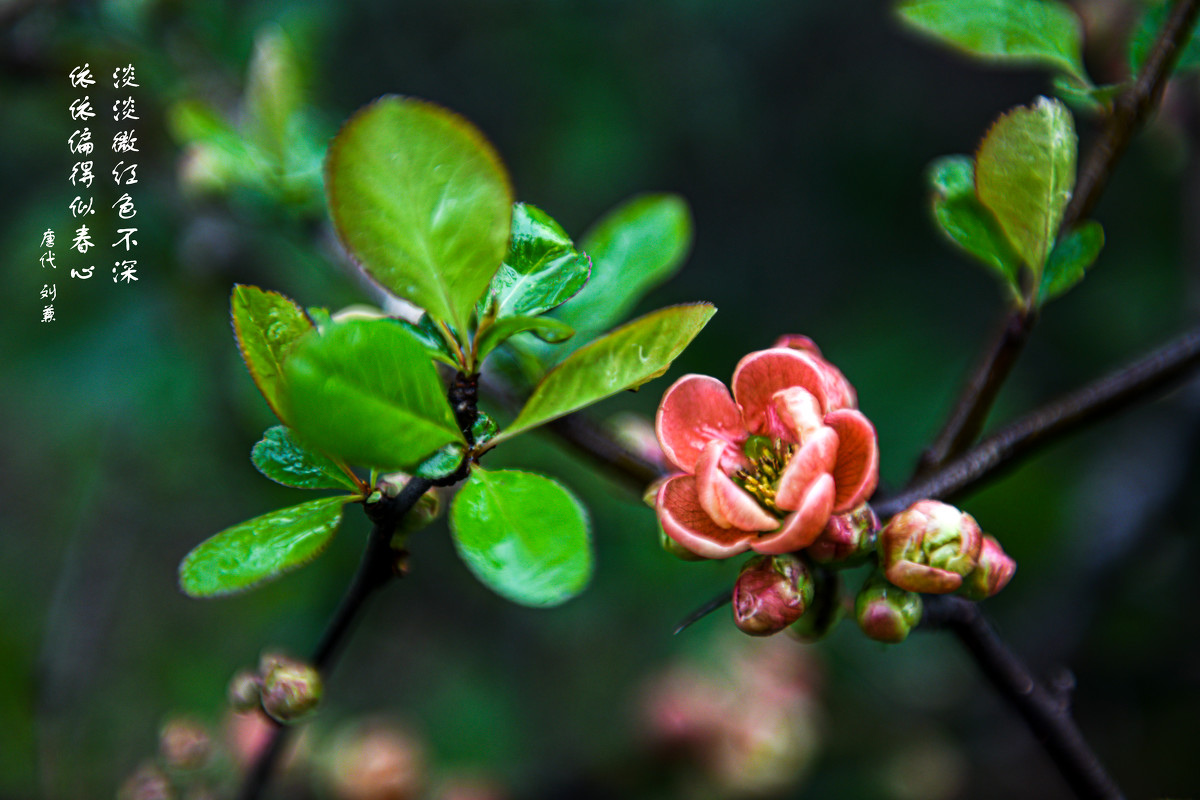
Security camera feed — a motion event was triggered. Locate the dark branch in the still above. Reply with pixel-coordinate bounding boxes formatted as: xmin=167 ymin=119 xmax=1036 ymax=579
xmin=879 ymin=325 xmax=1200 ymax=518
xmin=914 ymin=0 xmax=1200 ymax=475
xmin=1065 ymin=0 xmax=1200 ymax=227
xmin=921 ymin=595 xmax=1125 ymax=799
xmin=236 ymin=476 xmax=434 ymax=800
xmin=673 ymin=589 xmax=734 ymax=635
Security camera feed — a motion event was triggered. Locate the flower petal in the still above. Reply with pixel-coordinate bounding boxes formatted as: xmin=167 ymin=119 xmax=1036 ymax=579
xmin=769 ymin=387 xmax=824 ymax=441
xmin=752 ymin=473 xmax=835 ymax=553
xmin=775 ymin=426 xmax=839 ymax=512
xmin=824 ymin=409 xmax=879 ymax=512
xmin=732 ymin=349 xmax=835 ymax=432
xmin=656 ymin=475 xmax=755 ymax=559
xmin=885 ymin=560 xmax=963 ymax=594
xmin=696 ymin=440 xmax=779 ymax=531
xmin=655 ymin=374 xmax=748 ymax=473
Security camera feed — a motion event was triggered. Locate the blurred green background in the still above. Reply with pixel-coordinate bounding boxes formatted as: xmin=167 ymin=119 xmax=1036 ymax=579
xmin=3 ymin=1 xmax=1199 ymax=798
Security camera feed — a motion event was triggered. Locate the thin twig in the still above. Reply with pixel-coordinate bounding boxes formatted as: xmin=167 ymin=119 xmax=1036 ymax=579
xmin=914 ymin=0 xmax=1200 ymax=475
xmin=921 ymin=595 xmax=1125 ymax=799
xmin=879 ymin=325 xmax=1200 ymax=518
xmin=236 ymin=476 xmax=434 ymax=800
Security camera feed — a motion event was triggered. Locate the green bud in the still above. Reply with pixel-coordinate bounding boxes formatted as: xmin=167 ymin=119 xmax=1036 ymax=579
xmin=227 ymin=668 xmax=262 ymax=713
xmin=260 ymin=653 xmax=323 ymax=724
xmin=856 ymin=571 xmax=923 ymax=644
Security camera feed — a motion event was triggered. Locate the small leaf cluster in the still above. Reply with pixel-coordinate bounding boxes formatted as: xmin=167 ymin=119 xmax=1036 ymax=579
xmin=179 ymin=96 xmax=715 ymax=609
xmin=169 ymin=26 xmax=326 ymax=208
xmin=896 ymin=0 xmax=1200 ymax=112
xmin=928 ymin=97 xmax=1103 ymax=307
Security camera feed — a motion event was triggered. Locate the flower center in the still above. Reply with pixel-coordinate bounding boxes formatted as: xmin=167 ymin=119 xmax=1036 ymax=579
xmin=734 ymin=435 xmax=796 ymax=516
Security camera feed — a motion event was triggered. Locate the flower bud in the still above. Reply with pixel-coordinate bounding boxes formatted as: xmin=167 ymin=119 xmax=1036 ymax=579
xmin=879 ymin=500 xmax=982 ymax=594
xmin=260 ymin=653 xmax=323 ymax=724
xmin=118 ymin=763 xmax=173 ymax=800
xmin=856 ymin=571 xmax=923 ymax=644
xmin=957 ymin=535 xmax=1016 ymax=601
xmin=159 ymin=717 xmax=212 ymax=771
xmin=228 ymin=668 xmax=262 ymax=713
xmin=732 ymin=554 xmax=814 ymax=636
xmin=786 ymin=566 xmax=843 ymax=643
xmin=807 ymin=504 xmax=879 ymax=565
xmin=327 ymin=722 xmax=425 ymax=800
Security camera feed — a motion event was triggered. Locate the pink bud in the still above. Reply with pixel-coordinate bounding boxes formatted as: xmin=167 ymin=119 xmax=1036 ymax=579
xmin=879 ymin=500 xmax=983 ymax=594
xmin=158 ymin=717 xmax=212 ymax=771
xmin=117 ymin=763 xmax=173 ymax=800
xmin=327 ymin=722 xmax=425 ymax=800
xmin=855 ymin=572 xmax=922 ymax=644
xmin=958 ymin=535 xmax=1016 ymax=600
xmin=733 ymin=554 xmax=814 ymax=636
xmin=807 ymin=504 xmax=879 ymax=565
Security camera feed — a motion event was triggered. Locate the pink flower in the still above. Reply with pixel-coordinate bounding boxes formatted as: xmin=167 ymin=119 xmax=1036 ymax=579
xmin=654 ymin=338 xmax=879 ymax=559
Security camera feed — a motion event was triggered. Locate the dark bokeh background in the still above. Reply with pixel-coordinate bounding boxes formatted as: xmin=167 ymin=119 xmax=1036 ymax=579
xmin=3 ymin=1 xmax=1199 ymax=798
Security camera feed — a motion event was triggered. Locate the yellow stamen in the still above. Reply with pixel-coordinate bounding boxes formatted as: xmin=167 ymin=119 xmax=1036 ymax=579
xmin=734 ymin=439 xmax=796 ymax=516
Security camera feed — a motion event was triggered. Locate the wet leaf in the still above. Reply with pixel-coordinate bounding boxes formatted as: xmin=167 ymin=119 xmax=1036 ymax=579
xmin=282 ymin=318 xmax=463 ymax=471
xmin=450 ymin=468 xmax=591 ymax=607
xmin=326 ymin=96 xmax=512 ymax=336
xmin=497 ymin=303 xmax=715 ymax=442
xmin=179 ymin=496 xmax=353 ymax=597
xmin=231 ymin=284 xmax=313 ymax=424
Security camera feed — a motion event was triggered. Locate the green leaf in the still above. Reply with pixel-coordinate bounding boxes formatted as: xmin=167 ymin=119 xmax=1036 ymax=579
xmin=475 ymin=316 xmax=575 ymax=364
xmin=1038 ymin=220 xmax=1105 ymax=304
xmin=307 ymin=307 xmax=333 ymax=331
xmin=496 ymin=303 xmax=716 ymax=442
xmin=282 ymin=318 xmax=463 ymax=471
xmin=471 ymin=411 xmax=499 ymax=447
xmin=896 ymin=0 xmax=1089 ymax=84
xmin=1130 ymin=2 xmax=1200 ymax=77
xmin=252 ymin=425 xmax=360 ymax=492
xmin=326 ymin=96 xmax=513 ymax=336
xmin=450 ymin=468 xmax=591 ymax=607
xmin=231 ymin=284 xmax=314 ymax=424
xmin=975 ymin=97 xmax=1077 ymax=279
xmin=557 ymin=194 xmax=693 ymax=335
xmin=179 ymin=496 xmax=353 ymax=598
xmin=415 ymin=442 xmax=466 ymax=481
xmin=483 ymin=203 xmax=592 ymax=318
xmin=399 ymin=314 xmax=462 ymax=368
xmin=1053 ymin=75 xmax=1123 ymax=115
xmin=928 ymin=155 xmax=1023 ymax=293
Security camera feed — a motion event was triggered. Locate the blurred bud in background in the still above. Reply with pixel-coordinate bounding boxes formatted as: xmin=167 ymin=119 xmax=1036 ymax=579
xmin=158 ymin=716 xmax=212 ymax=772
xmin=641 ymin=632 xmax=822 ymax=797
xmin=325 ymin=720 xmax=425 ymax=800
